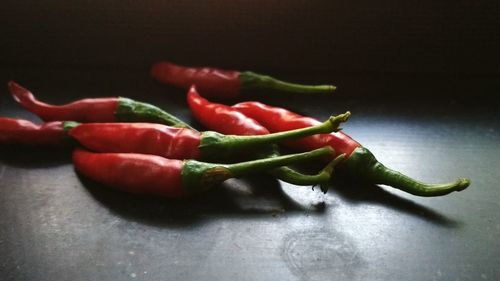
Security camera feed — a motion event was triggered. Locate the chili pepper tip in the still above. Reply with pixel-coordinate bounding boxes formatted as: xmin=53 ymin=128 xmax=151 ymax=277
xmin=7 ymin=81 xmax=24 ymax=93
xmin=7 ymin=81 xmax=26 ymax=103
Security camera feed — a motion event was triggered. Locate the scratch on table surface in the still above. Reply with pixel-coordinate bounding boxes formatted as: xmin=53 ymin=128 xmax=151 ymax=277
xmin=102 ymin=218 xmax=121 ymax=232
xmin=281 ymin=229 xmax=366 ymax=281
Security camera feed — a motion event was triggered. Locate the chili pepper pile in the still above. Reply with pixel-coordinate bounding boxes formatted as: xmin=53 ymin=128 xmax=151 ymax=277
xmin=1 ymin=61 xmax=470 ymax=201
xmin=151 ymin=61 xmax=470 ymax=197
xmin=2 ymin=81 xmax=348 ymax=198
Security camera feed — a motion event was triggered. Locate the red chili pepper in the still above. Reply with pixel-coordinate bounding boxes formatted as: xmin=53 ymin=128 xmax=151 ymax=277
xmin=73 ymin=146 xmax=335 ymax=198
xmin=187 ymin=85 xmax=269 ymax=136
xmin=0 ymin=117 xmax=67 ymax=146
xmin=187 ymin=85 xmax=343 ymax=189
xmin=67 ymin=122 xmax=202 ymax=160
xmin=232 ymin=101 xmax=360 ymax=157
xmin=65 ymin=111 xmax=349 ymax=162
xmin=151 ymin=61 xmax=336 ymax=99
xmin=7 ymin=81 xmax=192 ymax=129
xmin=230 ymin=101 xmax=471 ymax=197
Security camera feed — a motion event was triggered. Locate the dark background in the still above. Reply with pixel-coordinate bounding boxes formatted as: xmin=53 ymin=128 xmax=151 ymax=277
xmin=2 ymin=0 xmax=499 ymax=98
xmin=2 ymin=1 xmax=499 ymax=72
xmin=1 ymin=1 xmax=499 ymax=281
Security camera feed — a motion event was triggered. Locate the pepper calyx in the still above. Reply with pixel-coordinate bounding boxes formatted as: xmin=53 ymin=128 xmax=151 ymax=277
xmin=181 ymin=160 xmax=232 ymax=195
xmin=116 ymin=97 xmax=193 ymax=129
xmin=198 ymin=131 xmax=232 ymax=160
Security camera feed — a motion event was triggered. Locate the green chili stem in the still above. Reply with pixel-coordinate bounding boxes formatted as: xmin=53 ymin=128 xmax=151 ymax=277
xmin=115 ymin=97 xmax=194 ymax=129
xmin=226 ymin=147 xmax=334 ymax=178
xmin=271 ymin=153 xmax=345 ymax=186
xmin=199 ymin=112 xmax=349 ymax=160
xmin=182 ymin=146 xmax=335 ymax=194
xmin=271 ymin=166 xmax=330 ymax=185
xmin=230 ymin=112 xmax=348 ymax=146
xmin=256 ymin=145 xmax=330 ymax=186
xmin=345 ymin=147 xmax=470 ymax=197
xmin=371 ymin=163 xmax=470 ymax=197
xmin=240 ymin=71 xmax=336 ymax=94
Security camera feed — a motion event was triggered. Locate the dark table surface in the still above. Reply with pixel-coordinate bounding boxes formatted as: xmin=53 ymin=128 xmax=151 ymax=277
xmin=0 ymin=68 xmax=499 ymax=281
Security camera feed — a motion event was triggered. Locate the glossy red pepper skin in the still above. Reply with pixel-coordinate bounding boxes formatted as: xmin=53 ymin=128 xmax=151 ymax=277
xmin=152 ymin=61 xmax=241 ymax=99
xmin=0 ymin=117 xmax=67 ymax=146
xmin=187 ymin=86 xmax=268 ymax=135
xmin=8 ymin=81 xmax=118 ymax=122
xmin=66 ymin=110 xmax=346 ymax=162
xmin=69 ymin=123 xmax=202 ymax=160
xmin=187 ymin=86 xmax=345 ymax=189
xmin=73 ymin=149 xmax=186 ymax=198
xmin=232 ymin=101 xmax=360 ymax=157
xmin=67 ymin=89 xmax=346 ymax=189
xmin=73 ymin=147 xmax=335 ymax=198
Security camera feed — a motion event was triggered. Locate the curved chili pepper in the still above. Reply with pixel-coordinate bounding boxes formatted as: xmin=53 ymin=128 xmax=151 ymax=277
xmin=233 ymin=102 xmax=360 ymax=156
xmin=73 ymin=146 xmax=335 ymax=198
xmin=187 ymin=85 xmax=343 ymax=190
xmin=64 ymin=111 xmax=349 ymax=162
xmin=231 ymin=101 xmax=470 ymax=197
xmin=151 ymin=61 xmax=336 ymax=99
xmin=7 ymin=81 xmax=192 ymax=129
xmin=187 ymin=85 xmax=268 ymax=136
xmin=0 ymin=117 xmax=67 ymax=146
